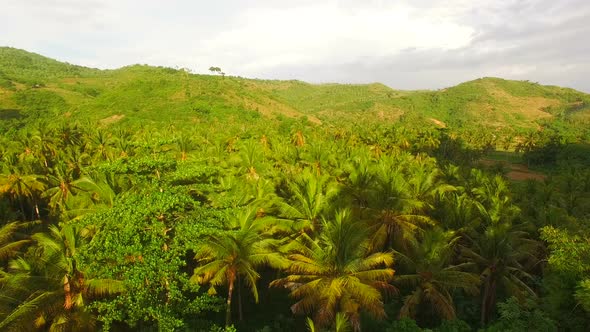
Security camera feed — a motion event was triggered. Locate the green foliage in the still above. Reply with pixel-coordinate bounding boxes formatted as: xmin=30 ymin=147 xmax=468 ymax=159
xmin=483 ymin=297 xmax=557 ymax=332
xmin=210 ymin=325 xmax=237 ymax=332
xmin=385 ymin=318 xmax=425 ymax=332
xmin=78 ymin=190 xmax=224 ymax=330
xmin=0 ymin=47 xmax=97 ymax=85
xmin=0 ymin=70 xmax=15 ymax=90
xmin=575 ymin=279 xmax=590 ymax=312
xmin=434 ymin=319 xmax=471 ymax=332
xmin=14 ymin=89 xmax=67 ymax=112
xmin=541 ymin=225 xmax=590 ymax=325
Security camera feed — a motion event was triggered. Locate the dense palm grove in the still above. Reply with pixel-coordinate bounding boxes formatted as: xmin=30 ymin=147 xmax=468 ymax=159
xmin=1 ymin=112 xmax=589 ymax=332
xmin=1 ymin=47 xmax=590 ymax=331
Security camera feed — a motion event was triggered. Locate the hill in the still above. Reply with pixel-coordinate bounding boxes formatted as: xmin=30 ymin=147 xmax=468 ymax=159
xmin=1 ymin=46 xmax=590 ymax=131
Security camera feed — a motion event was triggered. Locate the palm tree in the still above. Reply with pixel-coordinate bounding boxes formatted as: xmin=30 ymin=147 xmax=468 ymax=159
xmin=434 ymin=193 xmax=481 ymax=233
xmin=43 ymin=162 xmax=96 ymax=215
xmin=56 ymin=123 xmax=84 ymax=149
xmin=395 ymin=229 xmax=479 ymax=321
xmin=341 ymin=152 xmax=374 ymax=217
xmin=192 ymin=205 xmax=284 ymax=326
xmin=461 ymin=217 xmax=539 ymax=325
xmin=0 ymin=166 xmax=46 ymax=220
xmin=15 ymin=132 xmax=44 ymax=171
xmin=292 ymin=130 xmax=305 ymax=147
xmin=300 ymin=140 xmax=337 ymax=175
xmin=278 ymin=169 xmax=339 ymax=236
xmin=307 ymin=312 xmax=351 ymax=332
xmin=407 ymin=162 xmax=455 ymax=204
xmin=86 ymin=168 xmax=133 ymax=206
xmin=271 ymin=209 xmax=395 ymax=331
xmin=0 ymin=224 xmax=123 ymax=331
xmin=85 ymin=128 xmax=114 ymax=162
xmin=414 ymin=131 xmax=440 ymax=153
xmin=462 ymin=173 xmax=539 ymax=325
xmin=173 ymin=134 xmax=198 ymax=162
xmin=366 ymin=162 xmax=434 ymax=251
xmin=236 ymin=139 xmax=264 ymax=180
xmin=60 ymin=146 xmax=91 ymax=180
xmin=31 ymin=124 xmax=58 ymax=170
xmin=0 ymin=221 xmax=33 ymax=263
xmin=112 ymin=128 xmax=135 ymax=158
xmin=515 ymin=130 xmax=538 ymax=154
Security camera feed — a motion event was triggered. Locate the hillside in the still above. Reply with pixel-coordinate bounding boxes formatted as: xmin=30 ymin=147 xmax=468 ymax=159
xmin=1 ymin=47 xmax=590 ymax=131
xmin=2 ymin=47 xmax=590 ymax=332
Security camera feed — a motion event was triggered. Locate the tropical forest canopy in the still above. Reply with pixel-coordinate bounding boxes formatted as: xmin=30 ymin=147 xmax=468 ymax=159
xmin=1 ymin=47 xmax=590 ymax=331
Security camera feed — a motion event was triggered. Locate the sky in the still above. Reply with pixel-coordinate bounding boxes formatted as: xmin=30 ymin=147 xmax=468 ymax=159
xmin=2 ymin=0 xmax=589 ymax=92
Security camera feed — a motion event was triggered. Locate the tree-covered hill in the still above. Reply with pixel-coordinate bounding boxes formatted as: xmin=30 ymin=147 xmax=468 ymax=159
xmin=1 ymin=47 xmax=589 ymax=131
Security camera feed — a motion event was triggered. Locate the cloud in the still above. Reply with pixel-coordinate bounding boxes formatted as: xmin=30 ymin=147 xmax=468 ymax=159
xmin=0 ymin=0 xmax=589 ymax=92
xmin=197 ymin=1 xmax=474 ymax=73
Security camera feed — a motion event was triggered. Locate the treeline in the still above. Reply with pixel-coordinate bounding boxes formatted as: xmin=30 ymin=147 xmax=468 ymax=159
xmin=1 ymin=116 xmax=589 ymax=331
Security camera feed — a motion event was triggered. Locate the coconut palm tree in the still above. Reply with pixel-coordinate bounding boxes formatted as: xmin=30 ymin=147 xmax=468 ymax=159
xmin=366 ymin=163 xmax=434 ymax=251
xmin=277 ymin=169 xmax=339 ymax=236
xmin=236 ymin=139 xmax=265 ymax=180
xmin=84 ymin=128 xmax=114 ymax=162
xmin=271 ymin=209 xmax=395 ymax=331
xmin=112 ymin=128 xmax=136 ymax=158
xmin=406 ymin=161 xmax=455 ymax=205
xmin=192 ymin=205 xmax=284 ymax=326
xmin=0 ymin=166 xmax=45 ymax=220
xmin=43 ymin=162 xmax=96 ymax=215
xmin=307 ymin=312 xmax=351 ymax=332
xmin=461 ymin=216 xmax=539 ymax=325
xmin=31 ymin=124 xmax=58 ymax=170
xmin=56 ymin=123 xmax=84 ymax=149
xmin=0 ymin=221 xmax=33 ymax=263
xmin=341 ymin=152 xmax=374 ymax=218
xmin=173 ymin=133 xmax=198 ymax=162
xmin=0 ymin=224 xmax=123 ymax=331
xmin=300 ymin=140 xmax=337 ymax=175
xmin=395 ymin=229 xmax=480 ymax=321
xmin=434 ymin=193 xmax=482 ymax=233
xmin=462 ymin=173 xmax=540 ymax=325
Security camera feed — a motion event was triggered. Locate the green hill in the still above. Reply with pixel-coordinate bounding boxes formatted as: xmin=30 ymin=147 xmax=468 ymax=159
xmin=1 ymin=47 xmax=589 ymax=130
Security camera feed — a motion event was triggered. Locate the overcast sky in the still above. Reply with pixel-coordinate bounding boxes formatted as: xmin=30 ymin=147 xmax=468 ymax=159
xmin=2 ymin=0 xmax=589 ymax=91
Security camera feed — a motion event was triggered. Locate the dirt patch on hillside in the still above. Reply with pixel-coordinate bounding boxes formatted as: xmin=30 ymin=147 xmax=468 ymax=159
xmin=229 ymin=91 xmax=322 ymax=125
xmin=480 ymin=158 xmax=546 ymax=181
xmin=371 ymin=103 xmax=404 ymax=122
xmin=487 ymin=86 xmax=558 ymax=120
xmin=506 ymin=169 xmax=546 ymax=181
xmin=316 ymin=103 xmax=403 ymax=123
xmin=429 ymin=118 xmax=446 ymax=128
xmin=0 ymin=89 xmax=18 ymax=109
xmin=100 ymin=114 xmax=125 ymax=125
xmin=570 ymin=109 xmax=590 ymax=121
xmin=169 ymin=89 xmax=188 ymax=101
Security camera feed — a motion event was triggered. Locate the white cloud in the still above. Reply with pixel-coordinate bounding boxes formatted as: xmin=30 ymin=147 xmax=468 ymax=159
xmin=190 ymin=1 xmax=474 ymax=75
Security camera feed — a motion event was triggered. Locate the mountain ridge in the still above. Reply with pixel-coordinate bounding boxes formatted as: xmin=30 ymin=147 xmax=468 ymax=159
xmin=1 ymin=46 xmax=589 ymax=130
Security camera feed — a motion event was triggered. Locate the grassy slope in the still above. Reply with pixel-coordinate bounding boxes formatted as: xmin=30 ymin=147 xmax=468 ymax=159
xmin=1 ymin=47 xmax=589 ymax=129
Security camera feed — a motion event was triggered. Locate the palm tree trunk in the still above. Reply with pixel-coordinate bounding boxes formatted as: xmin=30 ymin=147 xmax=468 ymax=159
xmin=238 ymin=275 xmax=243 ymax=321
xmin=226 ymin=273 xmax=235 ymax=327
xmin=19 ymin=196 xmax=26 ymax=221
xmin=34 ymin=198 xmax=40 ymax=220
xmin=64 ymin=275 xmax=72 ymax=309
xmin=480 ymin=277 xmax=497 ymax=326
xmin=480 ymin=278 xmax=490 ymax=326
